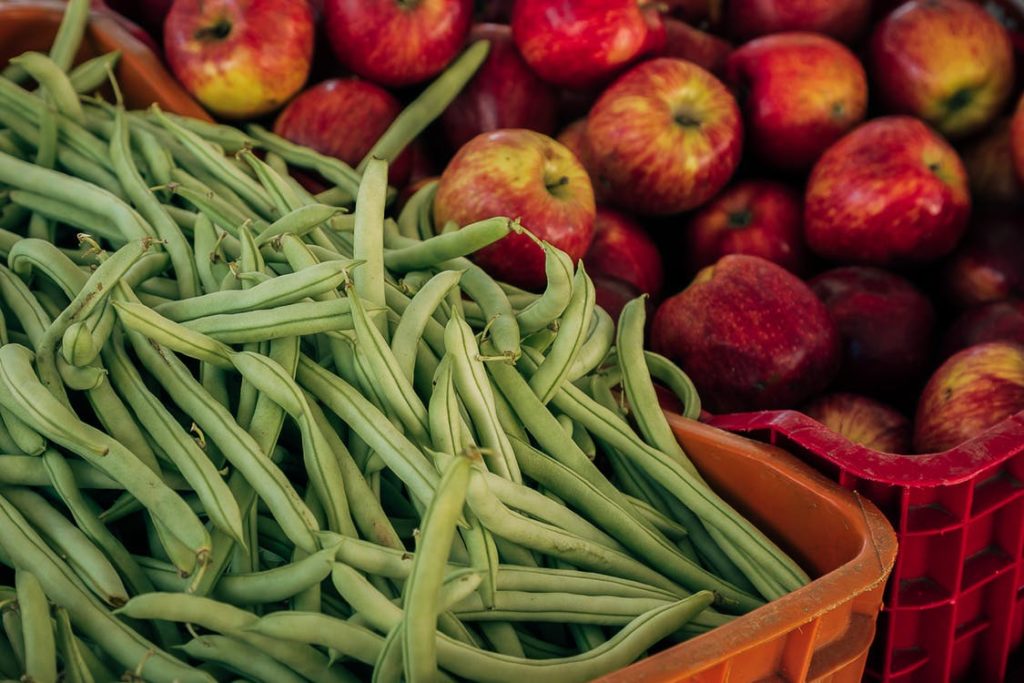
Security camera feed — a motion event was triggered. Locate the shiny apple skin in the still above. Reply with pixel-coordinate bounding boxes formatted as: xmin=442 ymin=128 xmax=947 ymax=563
xmin=584 ymin=58 xmax=742 ymax=216
xmin=659 ymin=18 xmax=733 ymax=77
xmin=724 ymin=32 xmax=867 ymax=171
xmin=511 ymin=0 xmax=664 ymax=89
xmin=433 ymin=129 xmax=596 ymax=291
xmin=273 ymin=78 xmax=412 ymax=187
xmin=869 ymin=0 xmax=1015 ymax=139
xmin=722 ymin=0 xmax=872 ymax=43
xmin=323 ymin=0 xmax=473 ymax=87
xmin=584 ymin=208 xmax=664 ymax=298
xmin=803 ymin=393 xmax=912 ymax=453
xmin=944 ymin=210 xmax=1024 ymax=308
xmin=440 ymin=24 xmax=559 ymax=152
xmin=913 ymin=341 xmax=1024 ymax=453
xmin=810 ymin=266 xmax=935 ymax=394
xmin=651 ymin=254 xmax=840 ymax=412
xmin=686 ymin=180 xmax=804 ymax=274
xmin=961 ymin=117 xmax=1023 ymax=207
xmin=164 ymin=0 xmax=314 ymax=119
xmin=804 ymin=116 xmax=970 ymax=266
xmin=943 ymin=300 xmax=1024 ymax=357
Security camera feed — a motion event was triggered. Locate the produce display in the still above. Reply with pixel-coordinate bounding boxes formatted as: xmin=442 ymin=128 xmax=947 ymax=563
xmin=0 ymin=0 xmax=1023 ymax=679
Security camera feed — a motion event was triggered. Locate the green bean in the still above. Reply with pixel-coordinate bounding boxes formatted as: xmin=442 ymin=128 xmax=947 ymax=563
xmin=644 ymin=350 xmax=702 ymax=419
xmin=450 ymin=590 xmax=672 ymax=625
xmin=160 ymin=112 xmax=254 ymax=153
xmin=6 ymin=189 xmax=120 ymax=242
xmin=0 ymin=265 xmax=50 ymax=348
xmin=154 ymin=259 xmax=353 ymax=321
xmin=114 ymin=593 xmax=350 ymax=683
xmin=0 ymin=493 xmax=210 ymax=683
xmin=384 ymin=217 xmax=512 ymax=272
xmin=0 ymin=455 xmax=137 ymax=489
xmin=170 ymin=182 xmax=267 ymax=237
xmin=135 ymin=127 xmax=174 ymax=191
xmin=429 ymin=355 xmax=473 ymax=457
xmin=0 ymin=606 xmax=25 ymax=670
xmin=567 ymin=306 xmax=615 ymax=380
xmin=67 ymin=52 xmax=121 ymax=95
xmin=445 ymin=311 xmax=520 ymax=481
xmin=622 ymin=494 xmax=690 ymax=541
xmin=397 ymin=181 xmax=437 ymax=239
xmin=0 ymin=406 xmax=45 ymax=455
xmin=111 ymin=109 xmax=200 ymax=298
xmin=517 ymin=243 xmax=574 ymax=334
xmin=178 ymin=635 xmax=308 ymax=683
xmin=530 ymin=263 xmax=595 ymax=404
xmin=2 ymin=487 xmax=128 ymax=607
xmin=46 ymin=0 xmax=89 ymax=72
xmin=15 ymin=570 xmax=57 ymax=683
xmin=352 ymin=158 xmax=389 ymax=337
xmin=182 ymin=298 xmax=357 ymax=344
xmin=244 ymin=612 xmax=384 ymax=666
xmin=358 ymin=41 xmax=490 ymax=171
xmin=255 ymin=204 xmax=345 ymax=245
xmin=54 ymin=607 xmax=96 ymax=683
xmin=9 ymin=52 xmax=83 ymax=122
xmin=112 ymin=299 xmax=235 ymax=368
xmin=247 ymin=124 xmax=361 ymax=200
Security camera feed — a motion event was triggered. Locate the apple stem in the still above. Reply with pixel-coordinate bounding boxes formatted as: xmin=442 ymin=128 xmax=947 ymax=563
xmin=194 ymin=18 xmax=232 ymax=42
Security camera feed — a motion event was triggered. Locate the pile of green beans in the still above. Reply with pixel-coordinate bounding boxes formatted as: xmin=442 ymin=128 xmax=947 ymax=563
xmin=0 ymin=3 xmax=810 ymax=681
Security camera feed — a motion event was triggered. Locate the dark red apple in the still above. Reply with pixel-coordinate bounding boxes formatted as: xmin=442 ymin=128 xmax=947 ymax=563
xmin=803 ymin=393 xmax=912 ymax=453
xmin=593 ymin=274 xmax=646 ymax=323
xmin=724 ymin=32 xmax=867 ymax=170
xmin=943 ymin=300 xmax=1024 ymax=357
xmin=651 ymin=255 xmax=840 ymax=412
xmin=584 ymin=58 xmax=743 ymax=216
xmin=720 ymin=0 xmax=872 ymax=43
xmin=433 ymin=129 xmax=596 ymax=291
xmin=804 ymin=116 xmax=970 ymax=266
xmin=961 ymin=118 xmax=1024 ymax=207
xmin=164 ymin=0 xmax=314 ymax=119
xmin=913 ymin=341 xmax=1024 ymax=452
xmin=273 ymin=78 xmax=413 ymax=187
xmin=1012 ymin=93 xmax=1024 ymax=186
xmin=659 ymin=18 xmax=733 ymax=77
xmin=686 ymin=180 xmax=804 ymax=274
xmin=440 ymin=24 xmax=558 ymax=152
xmin=944 ymin=210 xmax=1024 ymax=308
xmin=810 ymin=266 xmax=935 ymax=394
xmin=584 ymin=208 xmax=663 ymax=298
xmin=870 ymin=0 xmax=1015 ymax=139
xmin=323 ymin=0 xmax=473 ymax=87
xmin=511 ymin=0 xmax=665 ymax=89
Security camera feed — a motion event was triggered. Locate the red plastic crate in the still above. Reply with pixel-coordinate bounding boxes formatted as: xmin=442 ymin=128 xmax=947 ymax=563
xmin=707 ymin=409 xmax=1024 ymax=682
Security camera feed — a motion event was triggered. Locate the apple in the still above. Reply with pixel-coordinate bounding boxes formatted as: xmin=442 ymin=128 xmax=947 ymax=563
xmin=724 ymin=32 xmax=867 ymax=171
xmin=719 ymin=0 xmax=872 ymax=43
xmin=810 ymin=266 xmax=935 ymax=394
xmin=869 ymin=0 xmax=1015 ymax=139
xmin=960 ymin=118 xmax=1024 ymax=207
xmin=804 ymin=116 xmax=970 ymax=266
xmin=913 ymin=341 xmax=1024 ymax=453
xmin=584 ymin=208 xmax=663 ymax=299
xmin=943 ymin=301 xmax=1024 ymax=357
xmin=686 ymin=180 xmax=804 ymax=274
xmin=1012 ymin=94 xmax=1024 ymax=187
xmin=440 ymin=24 xmax=559 ymax=152
xmin=92 ymin=0 xmax=165 ymax=50
xmin=651 ymin=255 xmax=840 ymax=412
xmin=659 ymin=18 xmax=733 ymax=77
xmin=323 ymin=0 xmax=473 ymax=87
xmin=511 ymin=0 xmax=665 ymax=89
xmin=163 ymin=0 xmax=314 ymax=119
xmin=273 ymin=78 xmax=413 ymax=187
xmin=584 ymin=58 xmax=743 ymax=216
xmin=803 ymin=393 xmax=912 ymax=453
xmin=944 ymin=210 xmax=1024 ymax=308
xmin=433 ymin=129 xmax=596 ymax=291
xmin=593 ymin=275 xmax=646 ymax=323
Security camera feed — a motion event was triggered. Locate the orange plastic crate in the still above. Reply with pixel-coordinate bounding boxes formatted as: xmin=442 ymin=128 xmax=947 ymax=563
xmin=601 ymin=414 xmax=898 ymax=682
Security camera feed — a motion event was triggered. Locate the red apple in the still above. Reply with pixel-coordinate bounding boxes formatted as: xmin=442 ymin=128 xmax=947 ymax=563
xmin=584 ymin=58 xmax=742 ymax=216
xmin=804 ymin=116 xmax=970 ymax=266
xmin=163 ymin=0 xmax=313 ymax=119
xmin=803 ymin=393 xmax=912 ymax=453
xmin=651 ymin=255 xmax=840 ymax=412
xmin=913 ymin=341 xmax=1024 ymax=453
xmin=724 ymin=32 xmax=867 ymax=171
xmin=720 ymin=0 xmax=872 ymax=43
xmin=686 ymin=180 xmax=804 ymax=274
xmin=943 ymin=300 xmax=1024 ymax=357
xmin=91 ymin=0 xmax=163 ymax=50
xmin=870 ymin=0 xmax=1015 ymax=139
xmin=659 ymin=18 xmax=733 ymax=77
xmin=273 ymin=78 xmax=413 ymax=187
xmin=323 ymin=0 xmax=472 ymax=87
xmin=961 ymin=118 xmax=1024 ymax=207
xmin=1012 ymin=94 xmax=1024 ymax=186
xmin=944 ymin=210 xmax=1024 ymax=308
xmin=440 ymin=24 xmax=558 ymax=152
xmin=810 ymin=266 xmax=935 ymax=394
xmin=593 ymin=274 xmax=647 ymax=323
xmin=433 ymin=129 xmax=596 ymax=291
xmin=511 ymin=0 xmax=665 ymax=89
xmin=584 ymin=208 xmax=663 ymax=298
